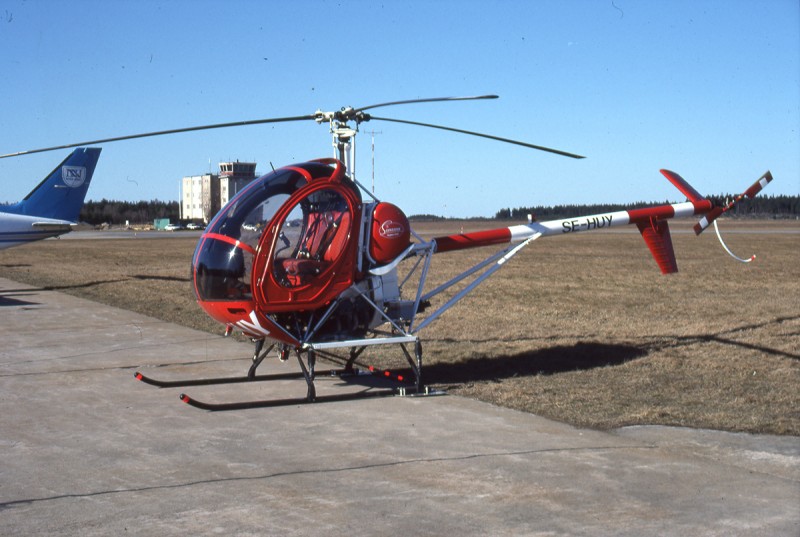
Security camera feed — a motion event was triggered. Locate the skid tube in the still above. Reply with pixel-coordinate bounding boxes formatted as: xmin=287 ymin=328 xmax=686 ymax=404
xmin=135 ymin=335 xmax=441 ymax=411
xmin=134 ymin=368 xmax=345 ymax=389
xmin=179 ymin=388 xmax=404 ymax=411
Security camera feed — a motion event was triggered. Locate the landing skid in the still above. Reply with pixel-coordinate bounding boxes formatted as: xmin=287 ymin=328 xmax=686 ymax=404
xmin=134 ymin=336 xmax=441 ymax=411
xmin=134 ymin=369 xmax=342 ymax=389
xmin=179 ymin=387 xmax=403 ymax=411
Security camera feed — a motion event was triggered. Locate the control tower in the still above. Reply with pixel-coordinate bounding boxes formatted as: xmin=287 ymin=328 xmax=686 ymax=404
xmin=219 ymin=161 xmax=257 ymax=206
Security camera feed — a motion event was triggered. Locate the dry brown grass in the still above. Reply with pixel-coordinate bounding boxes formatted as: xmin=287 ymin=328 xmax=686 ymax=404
xmin=2 ymin=220 xmax=798 ymax=435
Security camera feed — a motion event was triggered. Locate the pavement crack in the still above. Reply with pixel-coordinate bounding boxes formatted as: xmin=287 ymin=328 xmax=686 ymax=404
xmin=0 ymin=444 xmax=654 ymax=509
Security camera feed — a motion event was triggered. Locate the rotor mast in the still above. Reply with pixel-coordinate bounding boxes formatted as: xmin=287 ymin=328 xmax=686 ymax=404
xmin=315 ymin=107 xmax=360 ymax=180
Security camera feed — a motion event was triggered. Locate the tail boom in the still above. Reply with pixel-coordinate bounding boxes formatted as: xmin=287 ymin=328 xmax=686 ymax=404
xmin=431 ymin=169 xmax=772 ymax=274
xmin=434 ymin=200 xmax=710 ymax=254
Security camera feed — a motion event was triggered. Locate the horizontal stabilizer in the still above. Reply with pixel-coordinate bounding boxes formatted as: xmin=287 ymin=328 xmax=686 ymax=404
xmin=660 ymin=169 xmax=706 ymax=203
xmin=32 ymin=221 xmax=74 ymax=232
xmin=637 ymin=220 xmax=678 ymax=274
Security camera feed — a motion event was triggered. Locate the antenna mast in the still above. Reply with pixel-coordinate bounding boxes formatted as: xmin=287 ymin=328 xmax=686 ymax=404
xmin=364 ymin=130 xmax=382 ymax=194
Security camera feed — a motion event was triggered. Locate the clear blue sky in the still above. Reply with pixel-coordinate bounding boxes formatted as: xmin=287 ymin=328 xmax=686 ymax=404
xmin=2 ymin=0 xmax=798 ymax=217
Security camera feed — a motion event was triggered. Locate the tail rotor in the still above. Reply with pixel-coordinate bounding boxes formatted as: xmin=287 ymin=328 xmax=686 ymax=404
xmin=695 ymin=171 xmax=773 ymax=264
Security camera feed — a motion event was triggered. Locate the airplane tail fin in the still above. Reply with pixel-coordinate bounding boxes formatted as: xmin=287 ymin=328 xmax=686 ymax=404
xmin=8 ymin=148 xmax=101 ymax=222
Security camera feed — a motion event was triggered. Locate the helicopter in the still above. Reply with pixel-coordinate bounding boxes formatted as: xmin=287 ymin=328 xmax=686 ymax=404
xmin=1 ymin=95 xmax=773 ymax=409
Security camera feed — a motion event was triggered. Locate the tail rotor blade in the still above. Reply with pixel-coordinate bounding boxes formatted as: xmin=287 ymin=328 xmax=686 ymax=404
xmin=693 ymin=171 xmax=773 ymax=235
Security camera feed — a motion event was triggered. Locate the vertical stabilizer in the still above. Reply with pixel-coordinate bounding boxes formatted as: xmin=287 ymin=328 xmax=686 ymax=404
xmin=8 ymin=148 xmax=101 ymax=222
xmin=637 ymin=220 xmax=678 ymax=274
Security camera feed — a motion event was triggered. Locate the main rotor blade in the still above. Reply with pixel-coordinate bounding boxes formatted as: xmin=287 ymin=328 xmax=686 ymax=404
xmin=356 ymin=95 xmax=498 ymax=113
xmin=0 ymin=114 xmax=317 ymax=159
xmin=368 ymin=116 xmax=586 ymax=159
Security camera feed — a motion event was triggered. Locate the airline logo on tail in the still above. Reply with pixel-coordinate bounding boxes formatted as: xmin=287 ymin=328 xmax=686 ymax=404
xmin=62 ymin=165 xmax=87 ymax=188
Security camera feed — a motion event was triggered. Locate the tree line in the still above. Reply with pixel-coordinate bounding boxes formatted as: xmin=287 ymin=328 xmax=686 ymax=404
xmin=495 ymin=194 xmax=800 ymax=220
xmin=76 ymin=195 xmax=797 ymax=226
xmin=80 ymin=199 xmax=179 ymax=226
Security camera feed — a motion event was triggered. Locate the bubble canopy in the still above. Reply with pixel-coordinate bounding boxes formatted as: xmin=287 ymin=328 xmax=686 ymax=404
xmin=189 ymin=159 xmax=364 ymax=344
xmin=192 ymin=161 xmax=344 ymax=302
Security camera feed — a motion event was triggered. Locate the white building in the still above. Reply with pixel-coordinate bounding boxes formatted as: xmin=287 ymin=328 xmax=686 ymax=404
xmin=180 ymin=174 xmax=215 ymax=222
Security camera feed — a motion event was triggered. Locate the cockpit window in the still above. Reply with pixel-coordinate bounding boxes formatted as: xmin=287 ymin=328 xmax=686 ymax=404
xmin=194 ymin=168 xmax=308 ymax=301
xmin=273 ymin=189 xmax=351 ymax=288
xmin=208 ymin=170 xmax=300 ymax=250
xmin=194 ymin=238 xmax=254 ymax=301
xmin=237 ymin=193 xmax=289 ymax=251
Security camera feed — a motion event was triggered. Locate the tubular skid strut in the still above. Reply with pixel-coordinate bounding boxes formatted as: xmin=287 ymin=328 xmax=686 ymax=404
xmin=296 ymin=349 xmax=316 ymax=402
xmin=248 ymin=340 xmax=272 ymax=379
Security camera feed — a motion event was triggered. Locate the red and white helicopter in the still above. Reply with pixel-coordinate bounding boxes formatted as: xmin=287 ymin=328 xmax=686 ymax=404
xmin=2 ymin=96 xmax=773 ymax=409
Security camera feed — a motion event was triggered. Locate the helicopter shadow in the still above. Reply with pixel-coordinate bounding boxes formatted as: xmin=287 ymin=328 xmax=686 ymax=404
xmin=423 ymin=342 xmax=647 ymax=385
xmin=20 ymin=279 xmax=132 ymax=293
xmin=420 ymin=315 xmax=800 ymax=386
xmin=0 ymin=275 xmax=191 ymax=296
xmin=0 ymin=293 xmax=41 ymax=307
xmin=646 ymin=315 xmax=800 ymax=361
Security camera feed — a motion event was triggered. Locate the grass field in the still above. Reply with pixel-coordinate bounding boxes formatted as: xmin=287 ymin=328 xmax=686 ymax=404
xmin=2 ymin=219 xmax=798 ymax=435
